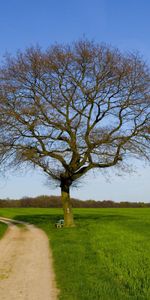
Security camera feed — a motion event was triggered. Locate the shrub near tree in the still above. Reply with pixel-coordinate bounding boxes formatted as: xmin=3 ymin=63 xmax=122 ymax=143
xmin=0 ymin=40 xmax=150 ymax=226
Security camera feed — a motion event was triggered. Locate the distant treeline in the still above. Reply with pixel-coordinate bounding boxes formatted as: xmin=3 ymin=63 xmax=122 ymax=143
xmin=0 ymin=195 xmax=149 ymax=208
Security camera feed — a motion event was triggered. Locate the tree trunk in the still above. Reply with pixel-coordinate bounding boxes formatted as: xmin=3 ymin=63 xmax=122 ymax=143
xmin=61 ymin=183 xmax=75 ymax=227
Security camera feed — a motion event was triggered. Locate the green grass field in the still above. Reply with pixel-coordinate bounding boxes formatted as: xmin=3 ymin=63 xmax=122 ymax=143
xmin=0 ymin=208 xmax=150 ymax=300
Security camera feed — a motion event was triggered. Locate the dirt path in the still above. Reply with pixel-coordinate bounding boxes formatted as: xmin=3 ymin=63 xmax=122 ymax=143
xmin=0 ymin=217 xmax=59 ymax=300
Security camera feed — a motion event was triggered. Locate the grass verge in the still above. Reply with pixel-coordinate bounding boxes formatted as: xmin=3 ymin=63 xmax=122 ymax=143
xmin=0 ymin=222 xmax=8 ymax=239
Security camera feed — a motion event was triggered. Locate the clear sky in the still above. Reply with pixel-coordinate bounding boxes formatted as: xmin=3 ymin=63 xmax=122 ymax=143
xmin=0 ymin=0 xmax=150 ymax=201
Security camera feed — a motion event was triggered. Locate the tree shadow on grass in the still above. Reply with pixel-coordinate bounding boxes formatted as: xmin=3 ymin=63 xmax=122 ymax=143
xmin=14 ymin=214 xmax=61 ymax=227
xmin=13 ymin=212 xmax=134 ymax=227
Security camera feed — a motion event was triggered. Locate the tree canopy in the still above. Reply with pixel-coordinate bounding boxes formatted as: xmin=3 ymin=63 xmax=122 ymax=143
xmin=0 ymin=40 xmax=150 ymax=226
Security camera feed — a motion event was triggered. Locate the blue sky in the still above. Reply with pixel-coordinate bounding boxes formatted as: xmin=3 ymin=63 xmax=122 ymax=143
xmin=0 ymin=0 xmax=150 ymax=201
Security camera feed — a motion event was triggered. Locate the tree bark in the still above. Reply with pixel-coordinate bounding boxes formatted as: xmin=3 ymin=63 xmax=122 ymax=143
xmin=61 ymin=182 xmax=75 ymax=227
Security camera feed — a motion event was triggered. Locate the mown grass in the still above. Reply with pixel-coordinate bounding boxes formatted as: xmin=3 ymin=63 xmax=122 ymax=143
xmin=0 ymin=208 xmax=150 ymax=299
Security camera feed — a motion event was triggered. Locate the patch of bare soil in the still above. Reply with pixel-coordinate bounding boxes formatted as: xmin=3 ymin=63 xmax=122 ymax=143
xmin=0 ymin=217 xmax=59 ymax=300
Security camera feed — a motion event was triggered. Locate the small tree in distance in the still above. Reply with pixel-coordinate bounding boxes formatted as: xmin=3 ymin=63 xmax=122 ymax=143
xmin=0 ymin=40 xmax=150 ymax=227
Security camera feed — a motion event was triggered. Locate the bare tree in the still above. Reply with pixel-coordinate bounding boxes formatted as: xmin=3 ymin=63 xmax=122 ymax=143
xmin=0 ymin=40 xmax=150 ymax=226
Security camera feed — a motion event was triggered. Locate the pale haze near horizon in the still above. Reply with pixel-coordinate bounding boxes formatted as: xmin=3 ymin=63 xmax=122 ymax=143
xmin=0 ymin=0 xmax=150 ymax=202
